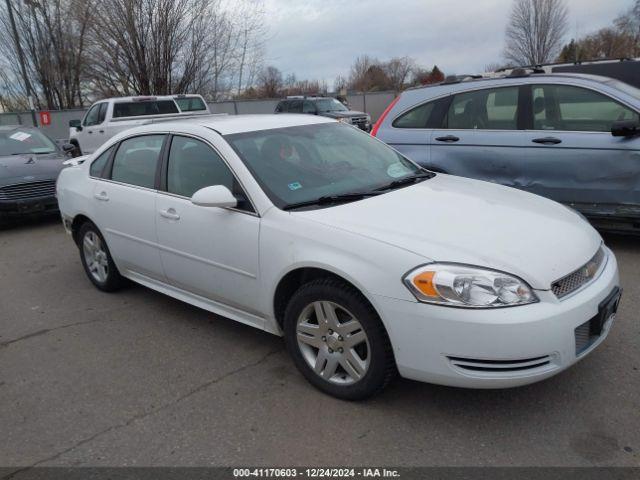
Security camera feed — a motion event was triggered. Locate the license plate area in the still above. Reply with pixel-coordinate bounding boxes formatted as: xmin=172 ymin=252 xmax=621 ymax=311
xmin=574 ymin=287 xmax=622 ymax=356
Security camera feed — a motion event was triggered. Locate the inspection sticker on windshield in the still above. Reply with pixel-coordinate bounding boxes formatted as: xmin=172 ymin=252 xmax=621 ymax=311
xmin=10 ymin=132 xmax=31 ymax=142
xmin=387 ymin=162 xmax=412 ymax=178
xmin=288 ymin=182 xmax=302 ymax=191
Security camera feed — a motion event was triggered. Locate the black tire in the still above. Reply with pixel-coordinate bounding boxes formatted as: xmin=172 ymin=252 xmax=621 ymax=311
xmin=283 ymin=278 xmax=396 ymax=400
xmin=77 ymin=221 xmax=126 ymax=292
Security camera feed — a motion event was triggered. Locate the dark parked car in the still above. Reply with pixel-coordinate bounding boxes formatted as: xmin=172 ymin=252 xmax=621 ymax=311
xmin=275 ymin=96 xmax=371 ymax=131
xmin=0 ymin=126 xmax=74 ymax=218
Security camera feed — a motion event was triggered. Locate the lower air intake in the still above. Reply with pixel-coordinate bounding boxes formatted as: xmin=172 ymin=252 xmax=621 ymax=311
xmin=448 ymin=355 xmax=552 ymax=373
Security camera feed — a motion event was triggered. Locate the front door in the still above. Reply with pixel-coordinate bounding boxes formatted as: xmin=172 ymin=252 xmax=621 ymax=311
xmin=154 ymin=135 xmax=261 ymax=315
xmin=518 ymin=83 xmax=640 ymax=215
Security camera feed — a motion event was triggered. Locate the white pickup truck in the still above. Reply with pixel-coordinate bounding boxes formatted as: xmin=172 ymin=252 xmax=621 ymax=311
xmin=68 ymin=94 xmax=210 ymax=155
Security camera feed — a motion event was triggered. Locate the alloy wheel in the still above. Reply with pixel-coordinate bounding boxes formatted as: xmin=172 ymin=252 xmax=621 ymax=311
xmin=296 ymin=300 xmax=371 ymax=385
xmin=83 ymin=231 xmax=109 ymax=283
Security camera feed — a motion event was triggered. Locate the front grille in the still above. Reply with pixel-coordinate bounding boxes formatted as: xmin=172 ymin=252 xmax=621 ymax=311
xmin=448 ymin=355 xmax=553 ymax=373
xmin=351 ymin=116 xmax=369 ymax=130
xmin=552 ymin=247 xmax=606 ymax=299
xmin=0 ymin=180 xmax=56 ymax=200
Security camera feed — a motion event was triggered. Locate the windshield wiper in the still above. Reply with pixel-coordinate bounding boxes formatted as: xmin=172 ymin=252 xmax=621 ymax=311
xmin=374 ymin=171 xmax=436 ymax=192
xmin=282 ymin=191 xmax=382 ymax=211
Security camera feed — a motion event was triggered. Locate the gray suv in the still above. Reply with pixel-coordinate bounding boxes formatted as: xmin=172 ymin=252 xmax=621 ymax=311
xmin=373 ymin=71 xmax=640 ymax=233
xmin=275 ymin=96 xmax=371 ymax=131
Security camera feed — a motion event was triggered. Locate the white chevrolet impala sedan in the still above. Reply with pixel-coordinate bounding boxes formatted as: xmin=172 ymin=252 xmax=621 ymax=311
xmin=56 ymin=114 xmax=622 ymax=400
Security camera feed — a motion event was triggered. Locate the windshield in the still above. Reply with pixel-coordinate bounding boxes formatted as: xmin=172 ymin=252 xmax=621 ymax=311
xmin=225 ymin=123 xmax=422 ymax=209
xmin=604 ymin=78 xmax=640 ymax=102
xmin=314 ymin=98 xmax=348 ymax=112
xmin=0 ymin=129 xmax=57 ymax=155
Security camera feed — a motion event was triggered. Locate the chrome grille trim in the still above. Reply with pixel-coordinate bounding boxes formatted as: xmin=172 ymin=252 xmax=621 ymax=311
xmin=448 ymin=355 xmax=552 ymax=373
xmin=552 ymin=247 xmax=606 ymax=299
xmin=0 ymin=180 xmax=56 ymax=200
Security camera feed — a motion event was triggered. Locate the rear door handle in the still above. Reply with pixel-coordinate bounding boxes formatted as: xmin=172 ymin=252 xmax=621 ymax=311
xmin=435 ymin=135 xmax=460 ymax=143
xmin=87 ymin=130 xmax=93 ymax=134
xmin=159 ymin=208 xmax=180 ymax=220
xmin=98 ymin=130 xmax=105 ymax=134
xmin=532 ymin=137 xmax=562 ymax=145
xmin=94 ymin=191 xmax=109 ymax=201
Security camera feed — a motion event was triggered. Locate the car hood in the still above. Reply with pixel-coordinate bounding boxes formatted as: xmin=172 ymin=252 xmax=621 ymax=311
xmin=322 ymin=110 xmax=367 ymax=119
xmin=293 ymin=174 xmax=602 ymax=290
xmin=0 ymin=153 xmax=67 ymax=186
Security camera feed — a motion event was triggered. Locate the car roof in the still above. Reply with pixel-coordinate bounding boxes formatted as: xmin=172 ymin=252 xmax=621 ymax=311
xmin=141 ymin=113 xmax=335 ymax=135
xmin=94 ymin=94 xmax=205 ymax=104
xmin=406 ymin=72 xmax=615 ymax=94
xmin=0 ymin=125 xmax=34 ymax=132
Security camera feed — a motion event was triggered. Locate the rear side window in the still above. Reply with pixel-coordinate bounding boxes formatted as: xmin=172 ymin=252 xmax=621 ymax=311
xmin=393 ymin=102 xmax=435 ymax=128
xmin=89 ymin=146 xmax=113 ymax=178
xmin=111 ymin=135 xmax=164 ymax=188
xmin=447 ymin=87 xmax=519 ymax=130
xmin=175 ymin=97 xmax=207 ymax=112
xmin=113 ymin=101 xmax=179 ymax=118
xmin=303 ymin=101 xmax=317 ymax=113
xmin=532 ymin=84 xmax=639 ymax=132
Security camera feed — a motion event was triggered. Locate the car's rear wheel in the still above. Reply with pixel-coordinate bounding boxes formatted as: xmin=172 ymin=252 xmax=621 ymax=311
xmin=78 ymin=222 xmax=125 ymax=292
xmin=284 ymin=278 xmax=395 ymax=400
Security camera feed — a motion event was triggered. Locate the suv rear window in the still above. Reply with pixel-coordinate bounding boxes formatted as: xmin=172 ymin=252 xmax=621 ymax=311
xmin=175 ymin=97 xmax=207 ymax=112
xmin=113 ymin=100 xmax=179 ymax=118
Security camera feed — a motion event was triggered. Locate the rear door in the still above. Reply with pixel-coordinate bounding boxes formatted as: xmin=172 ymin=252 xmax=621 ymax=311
xmin=518 ymin=82 xmax=640 ymax=214
xmin=428 ymin=85 xmax=525 ymax=182
xmin=92 ymin=134 xmax=166 ymax=281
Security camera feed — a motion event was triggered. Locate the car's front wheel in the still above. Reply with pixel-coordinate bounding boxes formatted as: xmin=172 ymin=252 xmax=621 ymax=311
xmin=284 ymin=278 xmax=396 ymax=400
xmin=78 ymin=222 xmax=125 ymax=292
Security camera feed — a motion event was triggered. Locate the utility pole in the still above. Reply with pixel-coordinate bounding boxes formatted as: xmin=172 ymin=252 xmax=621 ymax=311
xmin=5 ymin=0 xmax=38 ymax=127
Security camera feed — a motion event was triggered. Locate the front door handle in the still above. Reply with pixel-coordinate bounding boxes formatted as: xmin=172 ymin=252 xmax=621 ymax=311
xmin=94 ymin=191 xmax=109 ymax=201
xmin=435 ymin=135 xmax=460 ymax=143
xmin=98 ymin=130 xmax=105 ymax=134
xmin=87 ymin=130 xmax=93 ymax=134
xmin=159 ymin=208 xmax=180 ymax=220
xmin=532 ymin=137 xmax=562 ymax=145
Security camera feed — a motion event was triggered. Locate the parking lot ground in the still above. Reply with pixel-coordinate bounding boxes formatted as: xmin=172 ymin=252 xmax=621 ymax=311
xmin=0 ymin=217 xmax=639 ymax=468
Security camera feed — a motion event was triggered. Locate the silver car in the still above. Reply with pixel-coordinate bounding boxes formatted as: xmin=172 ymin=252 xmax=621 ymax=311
xmin=372 ymin=71 xmax=640 ymax=233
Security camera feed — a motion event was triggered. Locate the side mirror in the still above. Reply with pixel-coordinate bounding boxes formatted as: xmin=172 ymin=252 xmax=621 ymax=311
xmin=61 ymin=143 xmax=76 ymax=154
xmin=611 ymin=120 xmax=639 ymax=137
xmin=69 ymin=119 xmax=82 ymax=131
xmin=191 ymin=185 xmax=237 ymax=208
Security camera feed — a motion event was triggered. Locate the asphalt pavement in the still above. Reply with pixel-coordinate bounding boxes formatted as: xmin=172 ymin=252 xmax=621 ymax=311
xmin=1 ymin=217 xmax=638 ymax=468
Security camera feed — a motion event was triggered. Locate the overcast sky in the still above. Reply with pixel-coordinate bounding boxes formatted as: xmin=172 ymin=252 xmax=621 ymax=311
xmin=262 ymin=0 xmax=634 ymax=87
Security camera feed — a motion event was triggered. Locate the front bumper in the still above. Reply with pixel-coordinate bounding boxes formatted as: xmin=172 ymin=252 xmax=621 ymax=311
xmin=0 ymin=195 xmax=59 ymax=217
xmin=373 ymin=247 xmax=620 ymax=388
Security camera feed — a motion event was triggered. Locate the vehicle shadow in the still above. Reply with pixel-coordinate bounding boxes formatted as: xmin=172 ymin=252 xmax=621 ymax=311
xmin=0 ymin=213 xmax=61 ymax=233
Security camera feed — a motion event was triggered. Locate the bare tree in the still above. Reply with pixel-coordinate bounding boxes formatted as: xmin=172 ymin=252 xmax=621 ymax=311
xmin=504 ymin=0 xmax=568 ymax=66
xmin=257 ymin=65 xmax=282 ymax=98
xmin=0 ymin=0 xmax=92 ymax=109
xmin=235 ymin=0 xmax=267 ymax=93
xmin=383 ymin=56 xmax=414 ymax=91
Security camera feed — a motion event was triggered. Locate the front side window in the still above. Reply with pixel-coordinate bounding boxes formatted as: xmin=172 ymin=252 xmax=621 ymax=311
xmin=111 ymin=135 xmax=164 ymax=188
xmin=225 ymin=123 xmax=422 ymax=209
xmin=90 ymin=146 xmax=114 ymax=178
xmin=532 ymin=84 xmax=639 ymax=132
xmin=83 ymin=104 xmax=102 ymax=126
xmin=393 ymin=102 xmax=435 ymax=128
xmin=447 ymin=87 xmax=519 ymax=130
xmin=112 ymin=100 xmax=179 ymax=118
xmin=166 ymin=136 xmax=245 ymax=203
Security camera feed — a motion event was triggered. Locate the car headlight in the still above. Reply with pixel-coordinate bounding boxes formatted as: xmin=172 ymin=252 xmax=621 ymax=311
xmin=403 ymin=263 xmax=537 ymax=308
xmin=337 ymin=117 xmax=351 ymax=124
